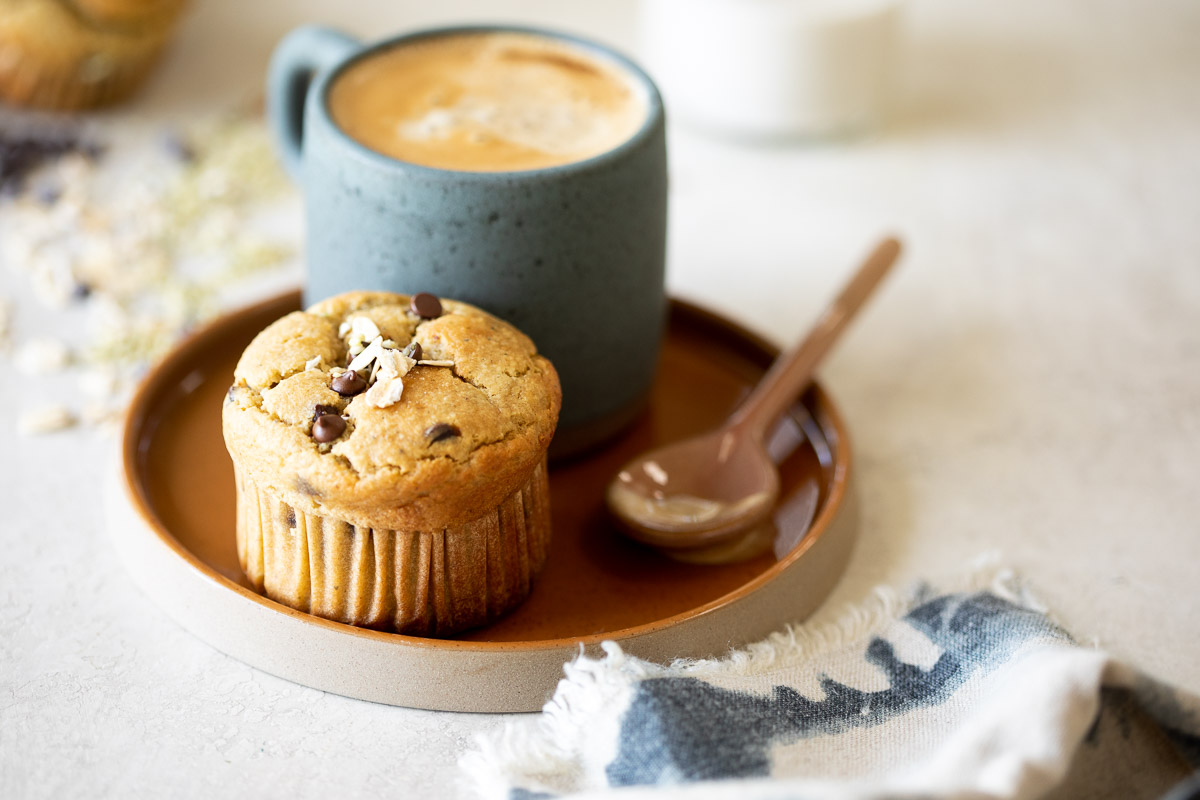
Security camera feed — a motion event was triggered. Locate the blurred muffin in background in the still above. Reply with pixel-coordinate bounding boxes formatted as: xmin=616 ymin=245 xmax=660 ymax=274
xmin=0 ymin=0 xmax=188 ymax=110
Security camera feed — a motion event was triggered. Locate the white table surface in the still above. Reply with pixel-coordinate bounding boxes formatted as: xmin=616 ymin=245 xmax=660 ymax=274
xmin=3 ymin=0 xmax=1199 ymax=797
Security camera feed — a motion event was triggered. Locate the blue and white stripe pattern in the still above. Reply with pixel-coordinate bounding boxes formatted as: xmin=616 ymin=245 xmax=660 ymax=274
xmin=464 ymin=570 xmax=1200 ymax=800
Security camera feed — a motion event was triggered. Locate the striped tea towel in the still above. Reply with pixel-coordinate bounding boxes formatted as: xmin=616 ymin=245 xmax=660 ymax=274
xmin=462 ymin=568 xmax=1200 ymax=800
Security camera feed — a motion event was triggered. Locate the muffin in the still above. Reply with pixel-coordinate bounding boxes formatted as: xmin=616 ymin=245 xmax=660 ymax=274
xmin=222 ymin=291 xmax=561 ymax=636
xmin=0 ymin=0 xmax=189 ymax=110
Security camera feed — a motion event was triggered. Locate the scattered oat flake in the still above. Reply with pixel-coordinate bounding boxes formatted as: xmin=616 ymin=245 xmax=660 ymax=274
xmin=304 ymin=355 xmax=322 ymax=371
xmin=78 ymin=367 xmax=121 ymax=399
xmin=15 ymin=337 xmax=72 ymax=374
xmin=81 ymin=402 xmax=121 ymax=427
xmin=0 ymin=112 xmax=295 ymax=434
xmin=18 ymin=406 xmax=78 ymax=435
xmin=0 ymin=299 xmax=10 ymax=349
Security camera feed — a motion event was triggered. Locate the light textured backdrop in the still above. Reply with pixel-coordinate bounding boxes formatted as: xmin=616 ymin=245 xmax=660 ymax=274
xmin=2 ymin=0 xmax=1198 ymax=797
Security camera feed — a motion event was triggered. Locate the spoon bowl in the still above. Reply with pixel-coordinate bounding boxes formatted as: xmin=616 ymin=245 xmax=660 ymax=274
xmin=606 ymin=237 xmax=901 ymax=557
xmin=607 ymin=429 xmax=779 ymax=549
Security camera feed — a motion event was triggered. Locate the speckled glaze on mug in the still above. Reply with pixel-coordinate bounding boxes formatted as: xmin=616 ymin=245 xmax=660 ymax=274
xmin=268 ymin=25 xmax=668 ymax=455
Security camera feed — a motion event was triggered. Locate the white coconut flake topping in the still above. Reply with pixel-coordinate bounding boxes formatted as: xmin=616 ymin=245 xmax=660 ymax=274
xmin=346 ymin=336 xmax=384 ymax=373
xmin=345 ymin=316 xmax=381 ymax=356
xmin=338 ymin=317 xmax=446 ymax=409
xmin=362 ymin=347 xmax=417 ymax=408
xmin=376 ymin=348 xmax=417 ymax=380
xmin=365 ymin=376 xmax=406 ymax=408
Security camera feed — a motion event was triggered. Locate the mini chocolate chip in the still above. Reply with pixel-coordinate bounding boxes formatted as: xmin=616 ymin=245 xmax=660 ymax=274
xmin=425 ymin=422 xmax=461 ymax=443
xmin=331 ymin=371 xmax=366 ymax=396
xmin=285 ymin=508 xmax=296 ymax=528
xmin=402 ymin=341 xmax=422 ymax=361
xmin=410 ymin=292 xmax=442 ymax=319
xmin=312 ymin=404 xmax=340 ymax=420
xmin=312 ymin=413 xmax=346 ymax=443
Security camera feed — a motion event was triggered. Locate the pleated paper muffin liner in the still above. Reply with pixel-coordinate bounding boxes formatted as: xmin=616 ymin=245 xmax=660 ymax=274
xmin=233 ymin=459 xmax=551 ymax=637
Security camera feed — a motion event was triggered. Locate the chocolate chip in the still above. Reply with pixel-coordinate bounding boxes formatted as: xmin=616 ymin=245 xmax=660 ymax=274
xmin=331 ymin=370 xmax=366 ymax=396
xmin=410 ymin=293 xmax=442 ymax=319
xmin=402 ymin=341 xmax=422 ymax=361
xmin=312 ymin=413 xmax=346 ymax=443
xmin=425 ymin=422 xmax=461 ymax=444
xmin=312 ymin=404 xmax=340 ymax=420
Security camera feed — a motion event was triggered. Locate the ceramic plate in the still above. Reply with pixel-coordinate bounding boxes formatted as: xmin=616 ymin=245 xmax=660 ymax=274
xmin=107 ymin=291 xmax=856 ymax=712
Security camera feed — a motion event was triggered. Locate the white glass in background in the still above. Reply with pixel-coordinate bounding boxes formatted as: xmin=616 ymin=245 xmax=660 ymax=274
xmin=639 ymin=0 xmax=903 ymax=139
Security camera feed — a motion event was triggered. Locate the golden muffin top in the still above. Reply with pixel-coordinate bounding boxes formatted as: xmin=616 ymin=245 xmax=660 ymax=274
xmin=222 ymin=291 xmax=561 ymax=531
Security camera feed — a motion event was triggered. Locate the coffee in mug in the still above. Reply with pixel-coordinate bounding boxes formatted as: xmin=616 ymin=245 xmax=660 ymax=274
xmin=327 ymin=31 xmax=649 ymax=172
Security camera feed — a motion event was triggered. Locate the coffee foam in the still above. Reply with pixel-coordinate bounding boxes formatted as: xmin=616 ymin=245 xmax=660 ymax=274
xmin=328 ymin=32 xmax=648 ymax=172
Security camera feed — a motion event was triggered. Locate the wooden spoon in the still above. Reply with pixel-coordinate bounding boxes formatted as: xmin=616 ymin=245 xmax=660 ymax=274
xmin=607 ymin=237 xmax=902 ymax=553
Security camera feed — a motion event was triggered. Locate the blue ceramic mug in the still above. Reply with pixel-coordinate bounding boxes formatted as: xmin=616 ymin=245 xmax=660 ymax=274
xmin=267 ymin=25 xmax=668 ymax=456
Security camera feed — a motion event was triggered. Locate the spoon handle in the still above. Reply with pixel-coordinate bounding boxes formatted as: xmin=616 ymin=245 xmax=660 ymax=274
xmin=730 ymin=237 xmax=902 ymax=441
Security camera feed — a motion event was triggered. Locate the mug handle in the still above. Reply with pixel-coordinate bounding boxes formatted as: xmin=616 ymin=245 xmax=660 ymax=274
xmin=267 ymin=26 xmax=361 ymax=181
